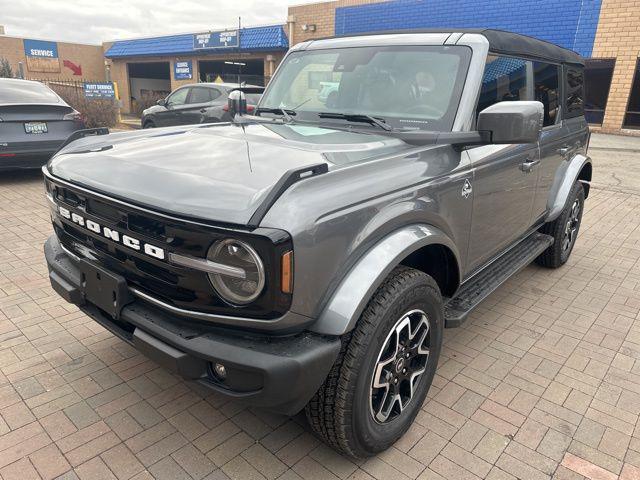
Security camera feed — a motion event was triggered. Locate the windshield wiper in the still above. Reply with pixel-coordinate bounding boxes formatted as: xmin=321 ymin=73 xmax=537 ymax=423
xmin=255 ymin=107 xmax=295 ymax=123
xmin=317 ymin=112 xmax=393 ymax=131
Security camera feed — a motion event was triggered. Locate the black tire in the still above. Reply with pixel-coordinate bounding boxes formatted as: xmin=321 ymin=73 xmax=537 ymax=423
xmin=535 ymin=181 xmax=585 ymax=268
xmin=305 ymin=266 xmax=443 ymax=458
xmin=143 ymin=121 xmax=155 ymax=129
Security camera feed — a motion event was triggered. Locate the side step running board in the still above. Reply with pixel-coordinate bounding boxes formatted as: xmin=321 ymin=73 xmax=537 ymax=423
xmin=444 ymin=233 xmax=554 ymax=328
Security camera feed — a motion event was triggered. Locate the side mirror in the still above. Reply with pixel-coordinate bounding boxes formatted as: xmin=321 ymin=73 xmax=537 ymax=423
xmin=227 ymin=90 xmax=247 ymax=118
xmin=157 ymin=98 xmax=167 ymax=107
xmin=478 ymin=101 xmax=544 ymax=144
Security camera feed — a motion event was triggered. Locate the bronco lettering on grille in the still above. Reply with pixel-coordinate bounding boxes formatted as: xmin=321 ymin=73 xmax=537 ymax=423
xmin=57 ymin=206 xmax=166 ymax=260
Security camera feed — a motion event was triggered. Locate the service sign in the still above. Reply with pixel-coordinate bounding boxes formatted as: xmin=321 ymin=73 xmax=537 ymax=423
xmin=193 ymin=30 xmax=239 ymax=49
xmin=174 ymin=60 xmax=193 ymax=80
xmin=23 ymin=39 xmax=60 ymax=73
xmin=84 ymin=82 xmax=115 ymax=99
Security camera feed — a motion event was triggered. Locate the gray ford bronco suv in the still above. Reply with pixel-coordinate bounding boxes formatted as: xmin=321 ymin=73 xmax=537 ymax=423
xmin=43 ymin=29 xmax=591 ymax=457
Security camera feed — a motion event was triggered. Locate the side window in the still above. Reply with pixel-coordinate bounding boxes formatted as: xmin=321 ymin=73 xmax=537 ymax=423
xmin=188 ymin=87 xmax=212 ymax=104
xmin=167 ymin=88 xmax=189 ymax=106
xmin=209 ymin=89 xmax=222 ymax=101
xmin=477 ymin=56 xmax=529 ymax=114
xmin=532 ymin=62 xmax=561 ymax=126
xmin=565 ymin=66 xmax=585 ymax=118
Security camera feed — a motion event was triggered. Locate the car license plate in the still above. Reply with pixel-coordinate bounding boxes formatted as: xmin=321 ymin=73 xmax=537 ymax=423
xmin=24 ymin=122 xmax=48 ymax=134
xmin=79 ymin=260 xmax=132 ymax=319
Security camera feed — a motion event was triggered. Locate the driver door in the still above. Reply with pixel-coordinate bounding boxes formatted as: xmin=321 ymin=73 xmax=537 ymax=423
xmin=465 ymin=56 xmax=540 ymax=273
xmin=157 ymin=87 xmax=190 ymax=126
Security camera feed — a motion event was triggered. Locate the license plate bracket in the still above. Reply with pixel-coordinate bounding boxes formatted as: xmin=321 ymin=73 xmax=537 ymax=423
xmin=79 ymin=260 xmax=132 ymax=319
xmin=24 ymin=122 xmax=48 ymax=134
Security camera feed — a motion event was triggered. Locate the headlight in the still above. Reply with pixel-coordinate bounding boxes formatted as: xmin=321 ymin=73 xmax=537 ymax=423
xmin=207 ymin=239 xmax=265 ymax=305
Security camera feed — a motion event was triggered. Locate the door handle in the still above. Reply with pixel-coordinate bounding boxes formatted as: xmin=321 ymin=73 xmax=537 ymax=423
xmin=520 ymin=159 xmax=540 ymax=173
xmin=558 ymin=146 xmax=571 ymax=156
xmin=200 ymin=108 xmax=207 ymax=113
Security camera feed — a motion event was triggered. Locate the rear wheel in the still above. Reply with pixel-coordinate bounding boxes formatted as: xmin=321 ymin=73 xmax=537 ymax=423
xmin=536 ymin=181 xmax=585 ymax=268
xmin=143 ymin=120 xmax=155 ymax=129
xmin=305 ymin=266 xmax=443 ymax=458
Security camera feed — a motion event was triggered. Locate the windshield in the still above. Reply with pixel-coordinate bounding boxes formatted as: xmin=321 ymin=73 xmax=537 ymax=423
xmin=0 ymin=80 xmax=61 ymax=104
xmin=259 ymin=45 xmax=471 ymax=131
xmin=245 ymin=93 xmax=262 ymax=105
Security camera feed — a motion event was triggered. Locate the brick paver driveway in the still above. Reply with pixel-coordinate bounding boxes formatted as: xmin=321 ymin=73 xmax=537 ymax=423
xmin=1 ymin=134 xmax=639 ymax=480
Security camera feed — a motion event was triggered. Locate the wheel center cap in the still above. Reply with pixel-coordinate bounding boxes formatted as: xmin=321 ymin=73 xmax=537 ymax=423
xmin=395 ymin=358 xmax=405 ymax=373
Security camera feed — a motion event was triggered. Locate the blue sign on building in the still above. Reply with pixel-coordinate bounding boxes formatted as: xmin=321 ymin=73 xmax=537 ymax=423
xmin=174 ymin=60 xmax=193 ymax=80
xmin=84 ymin=82 xmax=115 ymax=99
xmin=194 ymin=30 xmax=239 ymax=49
xmin=23 ymin=39 xmax=59 ymax=58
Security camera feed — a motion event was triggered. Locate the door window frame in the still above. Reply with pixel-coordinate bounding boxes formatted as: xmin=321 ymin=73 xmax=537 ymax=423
xmin=187 ymin=86 xmax=215 ymax=104
xmin=471 ymin=53 xmax=564 ymax=141
xmin=166 ymin=87 xmax=190 ymax=107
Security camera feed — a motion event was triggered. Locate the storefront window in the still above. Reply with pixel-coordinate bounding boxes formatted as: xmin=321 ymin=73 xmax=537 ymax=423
xmin=585 ymin=59 xmax=615 ymax=125
xmin=624 ymin=59 xmax=640 ymax=129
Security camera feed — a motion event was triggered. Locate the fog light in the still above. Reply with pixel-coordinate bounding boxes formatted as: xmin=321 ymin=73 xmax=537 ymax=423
xmin=213 ymin=363 xmax=227 ymax=380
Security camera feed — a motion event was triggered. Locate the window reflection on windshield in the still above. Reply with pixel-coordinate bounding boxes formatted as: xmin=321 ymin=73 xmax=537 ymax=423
xmin=260 ymin=45 xmax=471 ymax=131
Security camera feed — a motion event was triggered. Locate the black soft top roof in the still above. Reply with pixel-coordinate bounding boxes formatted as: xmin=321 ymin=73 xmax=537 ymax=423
xmin=330 ymin=28 xmax=584 ymax=65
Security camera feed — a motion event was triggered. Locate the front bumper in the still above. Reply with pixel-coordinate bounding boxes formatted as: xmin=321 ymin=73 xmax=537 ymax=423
xmin=45 ymin=235 xmax=340 ymax=415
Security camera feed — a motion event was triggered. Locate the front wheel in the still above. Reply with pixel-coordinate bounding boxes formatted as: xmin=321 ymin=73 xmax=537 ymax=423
xmin=535 ymin=181 xmax=585 ymax=268
xmin=305 ymin=266 xmax=443 ymax=458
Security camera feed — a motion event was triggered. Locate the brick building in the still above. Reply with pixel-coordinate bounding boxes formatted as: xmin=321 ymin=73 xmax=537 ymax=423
xmin=103 ymin=25 xmax=289 ymax=114
xmin=0 ymin=32 xmax=105 ymax=81
xmin=287 ymin=0 xmax=640 ymax=134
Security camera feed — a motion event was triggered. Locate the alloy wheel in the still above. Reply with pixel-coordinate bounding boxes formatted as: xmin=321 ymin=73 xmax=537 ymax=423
xmin=562 ymin=199 xmax=581 ymax=253
xmin=370 ymin=309 xmax=430 ymax=424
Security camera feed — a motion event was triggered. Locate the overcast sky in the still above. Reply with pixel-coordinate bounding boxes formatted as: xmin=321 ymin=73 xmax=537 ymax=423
xmin=1 ymin=0 xmax=324 ymax=44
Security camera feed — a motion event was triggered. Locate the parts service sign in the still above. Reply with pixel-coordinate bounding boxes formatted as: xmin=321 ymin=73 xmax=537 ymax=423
xmin=23 ymin=39 xmax=60 ymax=73
xmin=174 ymin=60 xmax=193 ymax=80
xmin=193 ymin=30 xmax=239 ymax=49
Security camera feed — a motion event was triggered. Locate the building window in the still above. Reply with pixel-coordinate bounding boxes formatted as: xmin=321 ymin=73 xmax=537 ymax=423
xmin=564 ymin=66 xmax=585 ymax=119
xmin=624 ymin=59 xmax=640 ymax=129
xmin=477 ymin=56 xmax=529 ymax=114
xmin=585 ymin=59 xmax=615 ymax=125
xmin=532 ymin=62 xmax=560 ymax=127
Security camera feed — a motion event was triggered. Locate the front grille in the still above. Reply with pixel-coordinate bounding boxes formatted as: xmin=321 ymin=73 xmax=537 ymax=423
xmin=46 ymin=176 xmax=292 ymax=320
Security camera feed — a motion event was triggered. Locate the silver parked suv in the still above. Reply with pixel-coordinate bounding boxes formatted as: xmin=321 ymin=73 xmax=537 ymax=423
xmin=43 ymin=29 xmax=591 ymax=457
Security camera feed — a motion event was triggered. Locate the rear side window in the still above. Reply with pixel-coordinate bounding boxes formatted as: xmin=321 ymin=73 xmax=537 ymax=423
xmin=0 ymin=80 xmax=61 ymax=104
xmin=533 ymin=62 xmax=561 ymax=126
xmin=565 ymin=66 xmax=585 ymax=118
xmin=188 ymin=87 xmax=212 ymax=104
xmin=477 ymin=56 xmax=529 ymax=114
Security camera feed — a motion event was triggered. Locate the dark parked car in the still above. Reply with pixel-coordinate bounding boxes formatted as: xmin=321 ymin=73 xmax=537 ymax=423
xmin=0 ymin=78 xmax=84 ymax=170
xmin=44 ymin=29 xmax=591 ymax=457
xmin=141 ymin=83 xmax=263 ymax=128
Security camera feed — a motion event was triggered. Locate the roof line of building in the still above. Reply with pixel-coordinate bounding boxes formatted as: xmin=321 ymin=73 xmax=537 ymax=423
xmin=0 ymin=32 xmax=101 ymax=47
xmin=102 ymin=22 xmax=286 ymax=44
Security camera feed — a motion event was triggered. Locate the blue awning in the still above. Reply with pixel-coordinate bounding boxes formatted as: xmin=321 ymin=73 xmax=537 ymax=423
xmin=105 ymin=25 xmax=288 ymax=58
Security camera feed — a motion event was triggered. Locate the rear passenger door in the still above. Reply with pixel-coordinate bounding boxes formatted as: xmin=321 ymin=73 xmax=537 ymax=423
xmin=465 ymin=56 xmax=540 ymax=273
xmin=181 ymin=87 xmax=219 ymax=125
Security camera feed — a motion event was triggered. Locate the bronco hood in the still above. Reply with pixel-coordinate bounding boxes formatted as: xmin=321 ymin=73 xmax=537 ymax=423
xmin=47 ymin=122 xmax=407 ymax=226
